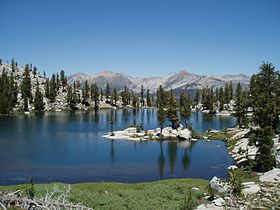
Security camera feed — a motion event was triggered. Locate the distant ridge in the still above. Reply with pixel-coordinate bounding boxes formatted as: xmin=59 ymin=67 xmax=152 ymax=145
xmin=68 ymin=70 xmax=250 ymax=93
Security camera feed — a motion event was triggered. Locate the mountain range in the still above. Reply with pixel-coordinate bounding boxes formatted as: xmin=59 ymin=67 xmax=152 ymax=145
xmin=68 ymin=70 xmax=250 ymax=94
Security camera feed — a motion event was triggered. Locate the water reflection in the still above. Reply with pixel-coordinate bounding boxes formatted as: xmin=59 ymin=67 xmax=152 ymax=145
xmin=158 ymin=142 xmax=165 ymax=179
xmin=0 ymin=109 xmax=235 ymax=184
xmin=182 ymin=148 xmax=190 ymax=171
xmin=110 ymin=140 xmax=115 ymax=163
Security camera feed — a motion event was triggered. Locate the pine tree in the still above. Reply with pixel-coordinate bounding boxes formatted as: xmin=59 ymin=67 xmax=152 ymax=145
xmin=56 ymin=73 xmax=60 ymax=91
xmin=66 ymin=85 xmax=77 ymax=110
xmin=156 ymin=85 xmax=166 ymax=107
xmin=131 ymin=91 xmax=138 ymax=107
xmin=194 ymin=89 xmax=200 ymax=105
xmin=224 ymin=82 xmax=230 ymax=104
xmin=140 ymin=85 xmax=145 ymax=107
xmin=49 ymin=74 xmax=57 ymax=102
xmin=91 ymin=82 xmax=99 ymax=109
xmin=33 ymin=66 xmax=37 ymax=78
xmin=229 ymin=81 xmax=233 ymax=101
xmin=166 ymin=89 xmax=179 ymax=129
xmin=235 ymin=82 xmax=247 ymax=127
xmin=45 ymin=78 xmax=50 ymax=99
xmin=34 ymin=80 xmax=44 ymax=111
xmin=157 ymin=102 xmax=165 ymax=136
xmin=82 ymin=80 xmax=90 ymax=105
xmin=105 ymin=82 xmax=110 ymax=101
xmin=180 ymin=92 xmax=191 ymax=127
xmin=112 ymin=88 xmax=118 ymax=106
xmin=21 ymin=64 xmax=32 ymax=110
xmin=251 ymin=63 xmax=278 ymax=129
xmin=201 ymin=87 xmax=214 ymax=113
xmin=219 ymin=87 xmax=224 ymax=111
xmin=60 ymin=70 xmax=67 ymax=92
xmin=10 ymin=73 xmax=18 ymax=107
xmin=254 ymin=126 xmax=276 ymax=172
xmin=250 ymin=62 xmax=278 ymax=172
xmin=0 ymin=70 xmax=13 ymax=114
xmin=146 ymin=89 xmax=151 ymax=107
xmin=100 ymin=88 xmax=103 ymax=101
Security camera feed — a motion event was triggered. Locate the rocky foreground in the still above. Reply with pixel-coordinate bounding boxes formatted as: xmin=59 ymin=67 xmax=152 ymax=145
xmin=103 ymin=125 xmax=193 ymax=141
xmin=196 ymin=168 xmax=280 ymax=210
xmin=195 ymin=127 xmax=280 ymax=209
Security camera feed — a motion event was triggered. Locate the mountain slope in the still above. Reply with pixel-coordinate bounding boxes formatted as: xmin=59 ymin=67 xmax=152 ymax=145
xmin=68 ymin=70 xmax=250 ymax=93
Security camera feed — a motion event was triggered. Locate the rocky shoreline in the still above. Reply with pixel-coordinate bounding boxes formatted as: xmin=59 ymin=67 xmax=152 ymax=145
xmin=195 ymin=127 xmax=280 ymax=209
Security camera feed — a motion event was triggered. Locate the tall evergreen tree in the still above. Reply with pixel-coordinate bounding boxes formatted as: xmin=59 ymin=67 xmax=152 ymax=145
xmin=49 ymin=74 xmax=57 ymax=102
xmin=194 ymin=89 xmax=200 ymax=105
xmin=131 ymin=91 xmax=138 ymax=107
xmin=0 ymin=70 xmax=13 ymax=114
xmin=140 ymin=85 xmax=145 ymax=107
xmin=10 ymin=73 xmax=18 ymax=107
xmin=45 ymin=78 xmax=50 ymax=99
xmin=166 ymin=89 xmax=179 ymax=129
xmin=105 ymin=82 xmax=110 ymax=101
xmin=60 ymin=70 xmax=67 ymax=92
xmin=82 ymin=80 xmax=90 ymax=105
xmin=91 ymin=82 xmax=99 ymax=109
xmin=251 ymin=63 xmax=278 ymax=129
xmin=100 ymin=88 xmax=103 ymax=101
xmin=157 ymin=102 xmax=165 ymax=136
xmin=121 ymin=85 xmax=130 ymax=106
xmin=112 ymin=88 xmax=118 ymax=106
xmin=156 ymin=85 xmax=166 ymax=107
xmin=250 ymin=62 xmax=278 ymax=172
xmin=229 ymin=81 xmax=233 ymax=100
xmin=146 ymin=89 xmax=151 ymax=107
xmin=56 ymin=73 xmax=60 ymax=91
xmin=179 ymin=92 xmax=191 ymax=127
xmin=253 ymin=126 xmax=276 ymax=172
xmin=21 ymin=64 xmax=32 ymax=110
xmin=235 ymin=82 xmax=247 ymax=127
xmin=219 ymin=87 xmax=224 ymax=111
xmin=34 ymin=80 xmax=44 ymax=111
xmin=224 ymin=82 xmax=230 ymax=104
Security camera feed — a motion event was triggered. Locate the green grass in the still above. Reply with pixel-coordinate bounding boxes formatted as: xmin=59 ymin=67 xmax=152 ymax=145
xmin=192 ymin=130 xmax=233 ymax=141
xmin=0 ymin=179 xmax=208 ymax=210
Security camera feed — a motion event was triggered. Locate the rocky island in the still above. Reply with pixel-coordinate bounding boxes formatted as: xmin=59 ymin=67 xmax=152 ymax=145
xmin=103 ymin=125 xmax=192 ymax=141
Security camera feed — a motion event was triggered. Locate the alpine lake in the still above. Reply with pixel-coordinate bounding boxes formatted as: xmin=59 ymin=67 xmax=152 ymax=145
xmin=0 ymin=109 xmax=236 ymax=185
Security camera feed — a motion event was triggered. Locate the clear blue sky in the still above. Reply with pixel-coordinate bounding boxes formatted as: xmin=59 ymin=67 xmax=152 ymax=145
xmin=1 ymin=0 xmax=280 ymax=77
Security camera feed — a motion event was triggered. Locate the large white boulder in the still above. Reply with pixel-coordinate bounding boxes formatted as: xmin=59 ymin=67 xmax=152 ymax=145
xmin=229 ymin=129 xmax=250 ymax=141
xmin=259 ymin=168 xmax=280 ymax=183
xmin=123 ymin=127 xmax=137 ymax=134
xmin=232 ymin=138 xmax=249 ymax=153
xmin=242 ymin=182 xmax=260 ymax=195
xmin=162 ymin=129 xmax=170 ymax=137
xmin=178 ymin=129 xmax=191 ymax=140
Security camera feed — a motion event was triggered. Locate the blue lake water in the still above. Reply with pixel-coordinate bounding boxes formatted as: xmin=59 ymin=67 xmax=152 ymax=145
xmin=0 ymin=109 xmax=236 ymax=185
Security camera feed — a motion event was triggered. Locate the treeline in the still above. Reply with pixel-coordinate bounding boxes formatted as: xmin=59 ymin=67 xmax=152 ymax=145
xmin=65 ymin=82 xmax=156 ymax=110
xmin=194 ymin=81 xmax=246 ymax=113
xmin=0 ymin=60 xmax=161 ymax=113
